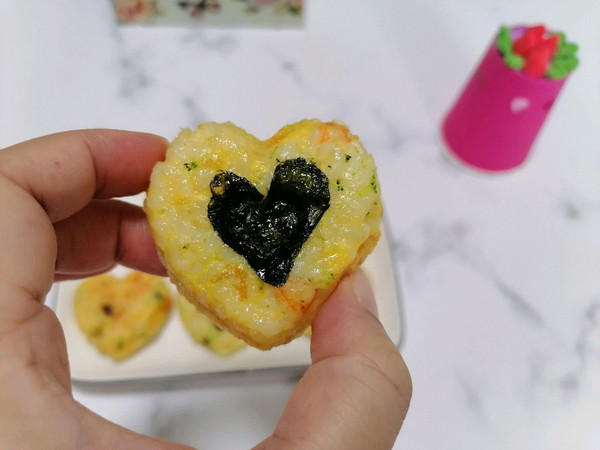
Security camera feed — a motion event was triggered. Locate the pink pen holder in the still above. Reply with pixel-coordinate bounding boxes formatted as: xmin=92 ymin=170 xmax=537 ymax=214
xmin=442 ymin=31 xmax=568 ymax=172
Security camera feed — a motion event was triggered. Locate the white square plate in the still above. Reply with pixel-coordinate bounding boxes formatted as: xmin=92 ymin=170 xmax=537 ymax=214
xmin=55 ymin=202 xmax=403 ymax=382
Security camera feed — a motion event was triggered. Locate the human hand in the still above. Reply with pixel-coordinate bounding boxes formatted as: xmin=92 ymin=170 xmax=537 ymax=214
xmin=0 ymin=130 xmax=410 ymax=449
xmin=255 ymin=268 xmax=412 ymax=449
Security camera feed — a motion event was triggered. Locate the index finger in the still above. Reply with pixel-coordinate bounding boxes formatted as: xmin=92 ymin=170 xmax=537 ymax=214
xmin=0 ymin=130 xmax=168 ymax=222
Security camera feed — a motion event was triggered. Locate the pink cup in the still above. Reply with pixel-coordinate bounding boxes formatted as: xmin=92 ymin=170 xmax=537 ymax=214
xmin=442 ymin=31 xmax=568 ymax=172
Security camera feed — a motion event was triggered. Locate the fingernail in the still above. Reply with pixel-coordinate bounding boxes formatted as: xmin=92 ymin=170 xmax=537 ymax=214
xmin=349 ymin=269 xmax=378 ymax=318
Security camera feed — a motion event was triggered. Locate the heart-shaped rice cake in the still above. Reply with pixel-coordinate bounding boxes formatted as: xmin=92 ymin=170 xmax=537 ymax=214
xmin=145 ymin=119 xmax=382 ymax=349
xmin=74 ymin=272 xmax=172 ymax=361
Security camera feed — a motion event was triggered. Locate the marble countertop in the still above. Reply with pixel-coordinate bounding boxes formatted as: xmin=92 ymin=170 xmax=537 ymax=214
xmin=2 ymin=1 xmax=599 ymax=448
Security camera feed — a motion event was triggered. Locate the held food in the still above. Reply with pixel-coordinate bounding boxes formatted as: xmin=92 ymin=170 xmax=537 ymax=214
xmin=74 ymin=272 xmax=172 ymax=361
xmin=145 ymin=119 xmax=382 ymax=349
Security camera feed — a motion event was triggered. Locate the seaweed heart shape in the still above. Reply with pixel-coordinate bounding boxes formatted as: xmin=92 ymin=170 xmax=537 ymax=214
xmin=207 ymin=158 xmax=330 ymax=287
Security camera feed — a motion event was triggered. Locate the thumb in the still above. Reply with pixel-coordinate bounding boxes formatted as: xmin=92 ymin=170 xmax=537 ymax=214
xmin=255 ymin=270 xmax=412 ymax=450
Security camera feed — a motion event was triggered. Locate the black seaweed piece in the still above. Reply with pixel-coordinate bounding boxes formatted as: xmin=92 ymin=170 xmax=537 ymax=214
xmin=207 ymin=158 xmax=330 ymax=286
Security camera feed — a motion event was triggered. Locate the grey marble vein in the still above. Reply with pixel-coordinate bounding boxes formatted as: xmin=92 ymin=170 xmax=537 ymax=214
xmin=520 ymin=299 xmax=600 ymax=408
xmin=393 ymin=219 xmax=545 ymax=326
xmin=265 ymin=47 xmax=356 ymax=111
xmin=183 ymin=95 xmax=211 ymax=127
xmin=493 ymin=279 xmax=544 ymax=326
xmin=117 ymin=50 xmax=153 ymax=98
xmin=455 ymin=372 xmax=487 ymax=425
xmin=524 ymin=350 xmax=582 ymax=406
xmin=371 ymin=106 xmax=407 ymax=150
xmin=558 ymin=193 xmax=600 ymax=222
xmin=110 ymin=29 xmax=154 ymax=99
xmin=576 ymin=299 xmax=600 ymax=360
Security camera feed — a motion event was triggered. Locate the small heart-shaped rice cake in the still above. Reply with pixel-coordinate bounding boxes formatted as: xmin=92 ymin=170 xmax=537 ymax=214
xmin=176 ymin=294 xmax=247 ymax=357
xmin=145 ymin=119 xmax=382 ymax=349
xmin=74 ymin=272 xmax=172 ymax=361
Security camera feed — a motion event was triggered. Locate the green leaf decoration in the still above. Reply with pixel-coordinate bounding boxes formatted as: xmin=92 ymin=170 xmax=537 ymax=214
xmin=504 ymin=52 xmax=525 ymax=70
xmin=557 ymin=42 xmax=579 ymax=57
xmin=545 ymin=32 xmax=579 ymax=79
xmin=497 ymin=26 xmax=513 ymax=55
xmin=546 ymin=63 xmax=568 ymax=79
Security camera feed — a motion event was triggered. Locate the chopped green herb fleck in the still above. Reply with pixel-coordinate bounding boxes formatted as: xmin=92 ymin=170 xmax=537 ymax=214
xmin=154 ymin=291 xmax=164 ymax=302
xmin=202 ymin=337 xmax=211 ymax=345
xmin=184 ymin=161 xmax=198 ymax=171
xmin=336 ymin=179 xmax=344 ymax=191
xmin=182 ymin=243 xmax=190 ymax=249
xmin=116 ymin=338 xmax=125 ymax=349
xmin=370 ymin=173 xmax=378 ymax=193
xmin=345 ymin=154 xmax=352 ymax=162
xmin=91 ymin=327 xmax=103 ymax=337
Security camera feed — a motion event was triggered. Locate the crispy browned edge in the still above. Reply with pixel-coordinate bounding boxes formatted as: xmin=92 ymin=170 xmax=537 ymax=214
xmin=147 ymin=198 xmax=381 ymax=350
